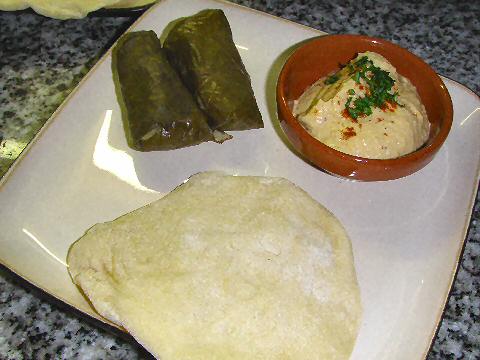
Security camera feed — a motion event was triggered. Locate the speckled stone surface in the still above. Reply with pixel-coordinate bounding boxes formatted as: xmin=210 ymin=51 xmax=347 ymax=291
xmin=0 ymin=0 xmax=478 ymax=359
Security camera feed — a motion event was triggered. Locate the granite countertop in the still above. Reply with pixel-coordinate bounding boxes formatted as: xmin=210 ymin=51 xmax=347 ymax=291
xmin=0 ymin=0 xmax=478 ymax=359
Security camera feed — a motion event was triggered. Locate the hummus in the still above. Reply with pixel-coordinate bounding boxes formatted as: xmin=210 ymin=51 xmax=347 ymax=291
xmin=293 ymin=52 xmax=430 ymax=159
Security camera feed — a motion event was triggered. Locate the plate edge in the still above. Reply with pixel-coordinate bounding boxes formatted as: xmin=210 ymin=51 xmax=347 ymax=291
xmin=422 ymin=80 xmax=480 ymax=359
xmin=423 ymin=178 xmax=480 ymax=359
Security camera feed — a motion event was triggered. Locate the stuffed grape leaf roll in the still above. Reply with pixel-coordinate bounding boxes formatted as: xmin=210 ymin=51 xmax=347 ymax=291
xmin=112 ymin=30 xmax=215 ymax=151
xmin=163 ymin=9 xmax=263 ymax=131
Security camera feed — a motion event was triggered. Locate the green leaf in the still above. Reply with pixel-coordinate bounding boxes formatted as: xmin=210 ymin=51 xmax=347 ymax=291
xmin=324 ymin=74 xmax=340 ymax=85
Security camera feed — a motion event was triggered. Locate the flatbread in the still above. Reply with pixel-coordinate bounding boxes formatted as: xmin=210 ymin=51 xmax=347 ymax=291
xmin=67 ymin=172 xmax=362 ymax=359
xmin=0 ymin=0 xmax=123 ymax=18
xmin=28 ymin=0 xmax=121 ymax=19
xmin=0 ymin=0 xmax=29 ymax=11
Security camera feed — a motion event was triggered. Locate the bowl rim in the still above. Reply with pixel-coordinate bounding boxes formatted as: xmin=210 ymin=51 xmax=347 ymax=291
xmin=277 ymin=33 xmax=454 ymax=169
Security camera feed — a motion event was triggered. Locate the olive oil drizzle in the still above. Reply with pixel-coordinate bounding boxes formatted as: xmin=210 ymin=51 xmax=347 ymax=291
xmin=298 ymin=55 xmax=401 ymax=120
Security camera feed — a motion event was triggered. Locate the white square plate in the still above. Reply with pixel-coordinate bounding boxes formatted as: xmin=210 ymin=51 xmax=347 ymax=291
xmin=1 ymin=0 xmax=479 ymax=359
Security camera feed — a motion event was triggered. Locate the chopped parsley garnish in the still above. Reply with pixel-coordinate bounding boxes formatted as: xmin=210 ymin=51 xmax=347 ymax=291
xmin=344 ymin=56 xmax=400 ymax=119
xmin=324 ymin=73 xmax=340 ymax=84
xmin=352 ymin=71 xmax=361 ymax=83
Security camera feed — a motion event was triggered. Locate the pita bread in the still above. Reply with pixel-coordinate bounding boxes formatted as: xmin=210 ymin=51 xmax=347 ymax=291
xmin=29 ymin=0 xmax=121 ymax=19
xmin=68 ymin=172 xmax=362 ymax=359
xmin=0 ymin=0 xmax=29 ymax=11
xmin=0 ymin=0 xmax=126 ymax=18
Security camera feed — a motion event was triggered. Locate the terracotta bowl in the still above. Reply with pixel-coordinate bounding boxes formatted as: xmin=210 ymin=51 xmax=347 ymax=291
xmin=276 ymin=34 xmax=453 ymax=181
